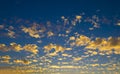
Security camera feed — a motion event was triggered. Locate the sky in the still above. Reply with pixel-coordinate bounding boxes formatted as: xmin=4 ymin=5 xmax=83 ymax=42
xmin=0 ymin=0 xmax=120 ymax=74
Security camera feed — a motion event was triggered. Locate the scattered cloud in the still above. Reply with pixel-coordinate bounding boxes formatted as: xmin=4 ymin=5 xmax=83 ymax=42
xmin=73 ymin=57 xmax=82 ymax=62
xmin=44 ymin=43 xmax=72 ymax=53
xmin=69 ymin=35 xmax=120 ymax=55
xmin=75 ymin=35 xmax=91 ymax=46
xmin=62 ymin=53 xmax=72 ymax=57
xmin=76 ymin=15 xmax=82 ymax=20
xmin=10 ymin=42 xmax=23 ymax=52
xmin=7 ymin=30 xmax=15 ymax=38
xmin=44 ymin=43 xmax=72 ymax=57
xmin=0 ymin=25 xmax=4 ymax=29
xmin=21 ymin=25 xmax=40 ymax=38
xmin=47 ymin=31 xmax=54 ymax=37
xmin=13 ymin=59 xmax=31 ymax=65
xmin=1 ymin=55 xmax=11 ymax=60
xmin=69 ymin=36 xmax=75 ymax=40
xmin=0 ymin=43 xmax=39 ymax=54
xmin=23 ymin=44 xmax=39 ymax=54
xmin=85 ymin=37 xmax=120 ymax=54
xmin=0 ymin=55 xmax=11 ymax=64
xmin=0 ymin=44 xmax=9 ymax=52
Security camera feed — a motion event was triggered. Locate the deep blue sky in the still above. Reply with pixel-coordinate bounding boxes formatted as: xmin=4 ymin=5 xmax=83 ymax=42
xmin=0 ymin=0 xmax=120 ymax=19
xmin=0 ymin=0 xmax=120 ymax=73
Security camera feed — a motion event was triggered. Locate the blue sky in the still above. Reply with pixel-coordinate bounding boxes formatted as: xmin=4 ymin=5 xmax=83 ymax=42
xmin=0 ymin=0 xmax=120 ymax=18
xmin=0 ymin=0 xmax=120 ymax=74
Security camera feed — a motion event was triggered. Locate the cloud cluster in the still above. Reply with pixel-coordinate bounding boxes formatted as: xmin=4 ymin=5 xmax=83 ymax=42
xmin=44 ymin=43 xmax=72 ymax=56
xmin=7 ymin=30 xmax=15 ymax=38
xmin=75 ymin=35 xmax=91 ymax=46
xmin=69 ymin=35 xmax=91 ymax=47
xmin=0 ymin=44 xmax=9 ymax=51
xmin=0 ymin=55 xmax=11 ymax=64
xmin=47 ymin=31 xmax=54 ymax=37
xmin=86 ymin=37 xmax=120 ymax=54
xmin=0 ymin=43 xmax=39 ymax=54
xmin=13 ymin=59 xmax=31 ymax=65
xmin=69 ymin=35 xmax=120 ymax=55
xmin=23 ymin=44 xmax=38 ymax=54
xmin=44 ymin=43 xmax=72 ymax=53
xmin=21 ymin=24 xmax=40 ymax=38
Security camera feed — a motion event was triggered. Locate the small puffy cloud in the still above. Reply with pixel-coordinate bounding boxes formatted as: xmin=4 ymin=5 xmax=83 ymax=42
xmin=7 ymin=30 xmax=15 ymax=38
xmin=61 ymin=16 xmax=65 ymax=20
xmin=116 ymin=20 xmax=120 ymax=26
xmin=76 ymin=15 xmax=82 ymax=20
xmin=85 ymin=38 xmax=105 ymax=50
xmin=69 ymin=35 xmax=91 ymax=47
xmin=0 ymin=44 xmax=9 ymax=52
xmin=32 ymin=59 xmax=38 ymax=63
xmin=92 ymin=51 xmax=98 ymax=55
xmin=23 ymin=44 xmax=39 ymax=54
xmin=37 ymin=40 xmax=42 ymax=44
xmin=75 ymin=35 xmax=91 ymax=46
xmin=44 ymin=43 xmax=55 ymax=52
xmin=44 ymin=43 xmax=72 ymax=53
xmin=13 ymin=59 xmax=31 ymax=65
xmin=61 ymin=16 xmax=69 ymax=25
xmin=0 ymin=55 xmax=11 ymax=64
xmin=62 ymin=53 xmax=72 ymax=57
xmin=10 ymin=42 xmax=23 ymax=52
xmin=90 ymin=64 xmax=100 ymax=67
xmin=73 ymin=57 xmax=82 ymax=62
xmin=21 ymin=25 xmax=40 ymax=38
xmin=117 ymin=22 xmax=120 ymax=26
xmin=48 ymin=52 xmax=58 ymax=57
xmin=1 ymin=55 xmax=11 ymax=59
xmin=76 ymin=15 xmax=82 ymax=23
xmin=5 ymin=26 xmax=16 ymax=38
xmin=47 ymin=31 xmax=54 ymax=37
xmin=0 ymin=25 xmax=4 ymax=29
xmin=1 ymin=59 xmax=10 ymax=64
xmin=66 ymin=30 xmax=71 ymax=34
xmin=69 ymin=36 xmax=75 ymax=40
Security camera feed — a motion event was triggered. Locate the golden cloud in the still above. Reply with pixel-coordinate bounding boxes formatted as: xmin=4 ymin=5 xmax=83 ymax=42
xmin=62 ymin=53 xmax=72 ymax=57
xmin=47 ymin=31 xmax=54 ymax=37
xmin=86 ymin=37 xmax=120 ymax=54
xmin=1 ymin=59 xmax=10 ymax=64
xmin=1 ymin=55 xmax=11 ymax=60
xmin=49 ymin=65 xmax=81 ymax=69
xmin=23 ymin=44 xmax=39 ymax=54
xmin=75 ymin=35 xmax=91 ymax=46
xmin=76 ymin=15 xmax=82 ymax=20
xmin=48 ymin=52 xmax=58 ymax=57
xmin=69 ymin=36 xmax=75 ymax=40
xmin=73 ymin=57 xmax=82 ymax=62
xmin=69 ymin=35 xmax=120 ymax=55
xmin=44 ymin=43 xmax=72 ymax=53
xmin=0 ymin=55 xmax=11 ymax=64
xmin=0 ymin=43 xmax=39 ymax=54
xmin=13 ymin=59 xmax=31 ymax=65
xmin=21 ymin=25 xmax=40 ymax=38
xmin=10 ymin=42 xmax=23 ymax=52
xmin=0 ymin=44 xmax=9 ymax=51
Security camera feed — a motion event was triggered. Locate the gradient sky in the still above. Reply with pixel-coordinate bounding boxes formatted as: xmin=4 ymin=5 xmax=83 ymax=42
xmin=0 ymin=0 xmax=120 ymax=74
